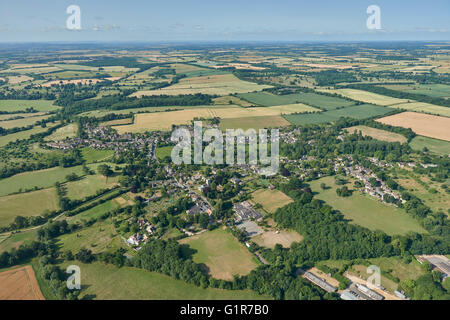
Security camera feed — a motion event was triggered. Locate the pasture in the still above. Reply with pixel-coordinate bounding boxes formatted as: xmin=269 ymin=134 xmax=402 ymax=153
xmin=130 ymin=74 xmax=272 ymax=96
xmin=409 ymin=136 xmax=450 ymax=156
xmin=57 ymin=262 xmax=267 ymax=300
xmin=81 ymin=148 xmax=114 ymax=163
xmin=179 ymin=228 xmax=259 ymax=281
xmin=381 ymin=84 xmax=450 ymax=98
xmin=321 ymin=89 xmax=408 ymax=106
xmin=390 ymin=102 xmax=450 ymax=117
xmin=0 ymin=123 xmax=59 ymax=147
xmin=64 ymin=174 xmax=119 ymax=201
xmin=309 ymin=176 xmax=426 ymax=236
xmin=155 ymin=146 xmax=174 ymax=160
xmin=44 ymin=123 xmax=78 ymax=141
xmin=345 ymin=125 xmax=407 ymax=143
xmin=376 ymin=112 xmax=450 ymax=141
xmin=0 ymin=115 xmax=50 ymax=129
xmin=0 ymin=229 xmax=38 ymax=253
xmin=0 ymin=100 xmax=60 ymax=112
xmin=0 ymin=266 xmax=44 ymax=300
xmin=251 ymin=189 xmax=293 ymax=213
xmin=0 ymin=188 xmax=58 ymax=227
xmin=115 ymin=104 xmax=318 ymax=133
xmin=285 ymin=104 xmax=393 ymax=125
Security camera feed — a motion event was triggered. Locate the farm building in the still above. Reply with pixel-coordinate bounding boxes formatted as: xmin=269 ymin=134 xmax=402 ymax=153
xmin=303 ymin=272 xmax=337 ymax=293
xmin=355 ymin=283 xmax=384 ymax=300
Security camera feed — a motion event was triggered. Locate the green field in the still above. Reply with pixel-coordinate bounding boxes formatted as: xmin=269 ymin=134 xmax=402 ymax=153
xmin=81 ymin=148 xmax=114 ymax=163
xmin=0 ymin=100 xmax=60 ymax=112
xmin=69 ymin=198 xmax=121 ymax=223
xmin=0 ymin=115 xmax=50 ymax=129
xmin=45 ymin=123 xmax=78 ymax=141
xmin=0 ymin=123 xmax=59 ymax=147
xmin=251 ymin=189 xmax=293 ymax=213
xmin=381 ymin=84 xmax=450 ymax=98
xmin=56 ymin=262 xmax=268 ymax=300
xmin=0 ymin=188 xmax=58 ymax=227
xmin=237 ymin=91 xmax=355 ymax=109
xmin=409 ymin=136 xmax=450 ymax=156
xmin=0 ymin=229 xmax=38 ymax=253
xmin=179 ymin=228 xmax=259 ymax=280
xmin=284 ymin=104 xmax=394 ymax=125
xmin=309 ymin=176 xmax=426 ymax=235
xmin=64 ymin=174 xmax=119 ymax=200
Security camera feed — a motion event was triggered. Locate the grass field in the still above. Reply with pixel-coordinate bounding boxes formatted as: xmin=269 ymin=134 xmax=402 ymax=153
xmin=64 ymin=174 xmax=119 ymax=201
xmin=57 ymin=262 xmax=267 ymax=300
xmin=320 ymin=89 xmax=408 ymax=106
xmin=390 ymin=102 xmax=450 ymax=117
xmin=131 ymin=74 xmax=272 ymax=96
xmin=155 ymin=146 xmax=173 ymax=160
xmin=409 ymin=136 xmax=450 ymax=155
xmin=252 ymin=229 xmax=302 ymax=249
xmin=381 ymin=84 xmax=450 ymax=98
xmin=0 ymin=123 xmax=59 ymax=147
xmin=0 ymin=229 xmax=38 ymax=253
xmin=309 ymin=176 xmax=426 ymax=236
xmin=219 ymin=116 xmax=291 ymax=131
xmin=69 ymin=198 xmax=121 ymax=223
xmin=44 ymin=123 xmax=78 ymax=141
xmin=237 ymin=91 xmax=355 ymax=109
xmin=0 ymin=115 xmax=50 ymax=129
xmin=0 ymin=188 xmax=58 ymax=227
xmin=81 ymin=148 xmax=114 ymax=163
xmin=179 ymin=228 xmax=259 ymax=280
xmin=376 ymin=112 xmax=450 ymax=141
xmin=57 ymin=218 xmax=125 ymax=254
xmin=0 ymin=265 xmax=44 ymax=300
xmin=345 ymin=125 xmax=407 ymax=143
xmin=251 ymin=189 xmax=293 ymax=213
xmin=285 ymin=104 xmax=394 ymax=125
xmin=0 ymin=100 xmax=60 ymax=112
xmin=213 ymin=95 xmax=253 ymax=107
xmin=115 ymin=104 xmax=318 ymax=133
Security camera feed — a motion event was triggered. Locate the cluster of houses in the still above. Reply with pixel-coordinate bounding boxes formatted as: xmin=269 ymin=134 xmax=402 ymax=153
xmin=233 ymin=201 xmax=263 ymax=222
xmin=126 ymin=218 xmax=156 ymax=249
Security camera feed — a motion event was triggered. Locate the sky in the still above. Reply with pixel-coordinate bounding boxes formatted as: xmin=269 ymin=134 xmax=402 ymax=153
xmin=0 ymin=0 xmax=449 ymax=42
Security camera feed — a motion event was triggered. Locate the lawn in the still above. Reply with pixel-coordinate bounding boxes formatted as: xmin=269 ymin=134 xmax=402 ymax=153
xmin=64 ymin=174 xmax=119 ymax=201
xmin=179 ymin=228 xmax=259 ymax=280
xmin=309 ymin=176 xmax=426 ymax=236
xmin=345 ymin=125 xmax=407 ymax=143
xmin=0 ymin=100 xmax=60 ymax=112
xmin=155 ymin=146 xmax=173 ymax=160
xmin=409 ymin=136 xmax=450 ymax=156
xmin=251 ymin=189 xmax=293 ymax=213
xmin=0 ymin=188 xmax=59 ymax=227
xmin=56 ymin=262 xmax=268 ymax=300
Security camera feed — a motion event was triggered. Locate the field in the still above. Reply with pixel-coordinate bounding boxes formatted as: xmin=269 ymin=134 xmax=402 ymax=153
xmin=376 ymin=112 xmax=450 ymax=141
xmin=131 ymin=74 xmax=272 ymax=96
xmin=409 ymin=136 xmax=450 ymax=155
xmin=64 ymin=174 xmax=119 ymax=200
xmin=68 ymin=198 xmax=121 ymax=223
xmin=237 ymin=91 xmax=355 ymax=109
xmin=309 ymin=176 xmax=426 ymax=236
xmin=115 ymin=104 xmax=318 ymax=133
xmin=320 ymin=89 xmax=408 ymax=106
xmin=213 ymin=95 xmax=253 ymax=107
xmin=81 ymin=148 xmax=114 ymax=163
xmin=345 ymin=125 xmax=407 ymax=143
xmin=0 ymin=266 xmax=45 ymax=300
xmin=251 ymin=189 xmax=293 ymax=213
xmin=0 ymin=115 xmax=49 ymax=129
xmin=381 ymin=84 xmax=450 ymax=98
xmin=179 ymin=228 xmax=259 ymax=281
xmin=0 ymin=229 xmax=38 ymax=252
xmin=0 ymin=123 xmax=59 ymax=147
xmin=219 ymin=116 xmax=290 ymax=131
xmin=57 ymin=262 xmax=267 ymax=300
xmin=252 ymin=229 xmax=303 ymax=249
xmin=44 ymin=123 xmax=78 ymax=141
xmin=285 ymin=104 xmax=394 ymax=125
xmin=155 ymin=146 xmax=174 ymax=160
xmin=0 ymin=188 xmax=58 ymax=227
xmin=390 ymin=102 xmax=450 ymax=117
xmin=0 ymin=100 xmax=60 ymax=112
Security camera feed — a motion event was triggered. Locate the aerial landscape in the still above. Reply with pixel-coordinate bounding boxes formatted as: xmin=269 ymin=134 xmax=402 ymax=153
xmin=0 ymin=0 xmax=448 ymax=308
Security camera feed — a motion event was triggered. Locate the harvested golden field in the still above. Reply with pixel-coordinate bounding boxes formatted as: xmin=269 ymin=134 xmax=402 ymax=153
xmin=251 ymin=189 xmax=294 ymax=213
xmin=115 ymin=104 xmax=318 ymax=132
xmin=39 ymin=78 xmax=104 ymax=87
xmin=345 ymin=125 xmax=407 ymax=143
xmin=7 ymin=75 xmax=33 ymax=84
xmin=0 ymin=266 xmax=44 ymax=300
xmin=390 ymin=102 xmax=450 ymax=117
xmin=130 ymin=74 xmax=271 ymax=96
xmin=320 ymin=88 xmax=408 ymax=106
xmin=376 ymin=112 xmax=450 ymax=141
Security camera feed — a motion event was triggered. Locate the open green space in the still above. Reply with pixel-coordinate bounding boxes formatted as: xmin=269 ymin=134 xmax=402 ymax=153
xmin=409 ymin=136 xmax=450 ymax=156
xmin=0 ymin=100 xmax=60 ymax=112
xmin=64 ymin=174 xmax=119 ymax=201
xmin=155 ymin=146 xmax=173 ymax=160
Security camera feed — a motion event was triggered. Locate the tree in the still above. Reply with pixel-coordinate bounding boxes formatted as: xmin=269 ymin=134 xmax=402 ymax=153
xmin=97 ymin=164 xmax=113 ymax=177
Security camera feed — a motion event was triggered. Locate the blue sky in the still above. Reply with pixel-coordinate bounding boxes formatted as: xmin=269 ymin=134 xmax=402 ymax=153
xmin=0 ymin=0 xmax=449 ymax=42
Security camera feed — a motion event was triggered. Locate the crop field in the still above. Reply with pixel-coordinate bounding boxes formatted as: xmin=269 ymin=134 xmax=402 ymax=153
xmin=130 ymin=74 xmax=272 ymax=96
xmin=237 ymin=91 xmax=355 ymax=109
xmin=251 ymin=189 xmax=293 ymax=213
xmin=57 ymin=262 xmax=267 ymax=300
xmin=64 ymin=174 xmax=119 ymax=200
xmin=100 ymin=118 xmax=133 ymax=126
xmin=0 ymin=112 xmax=45 ymax=121
xmin=0 ymin=188 xmax=58 ymax=227
xmin=409 ymin=136 xmax=450 ymax=155
xmin=321 ymin=88 xmax=408 ymax=106
xmin=213 ymin=95 xmax=253 ymax=107
xmin=381 ymin=84 xmax=450 ymax=98
xmin=0 ymin=266 xmax=45 ymax=300
xmin=376 ymin=112 xmax=450 ymax=141
xmin=115 ymin=104 xmax=318 ymax=132
xmin=0 ymin=115 xmax=50 ymax=129
xmin=309 ymin=176 xmax=426 ymax=236
xmin=345 ymin=125 xmax=407 ymax=143
xmin=284 ymin=104 xmax=394 ymax=125
xmin=44 ymin=123 xmax=78 ymax=141
xmin=219 ymin=116 xmax=290 ymax=131
xmin=179 ymin=228 xmax=259 ymax=281
xmin=0 ymin=100 xmax=60 ymax=112
xmin=390 ymin=102 xmax=450 ymax=117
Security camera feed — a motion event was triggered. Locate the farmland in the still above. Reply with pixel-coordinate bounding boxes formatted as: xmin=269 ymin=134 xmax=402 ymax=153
xmin=219 ymin=116 xmax=290 ymax=131
xmin=0 ymin=123 xmax=59 ymax=147
xmin=345 ymin=125 xmax=407 ymax=143
xmin=380 ymin=84 xmax=450 ymax=98
xmin=179 ymin=228 xmax=259 ymax=281
xmin=321 ymin=88 xmax=408 ymax=106
xmin=390 ymin=102 xmax=450 ymax=117
xmin=64 ymin=174 xmax=119 ymax=200
xmin=0 ymin=100 xmax=60 ymax=112
xmin=44 ymin=123 xmax=78 ymax=141
xmin=0 ymin=266 xmax=44 ymax=300
xmin=251 ymin=189 xmax=293 ymax=214
xmin=309 ymin=176 xmax=426 ymax=236
xmin=376 ymin=112 xmax=450 ymax=141
xmin=409 ymin=136 xmax=450 ymax=155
